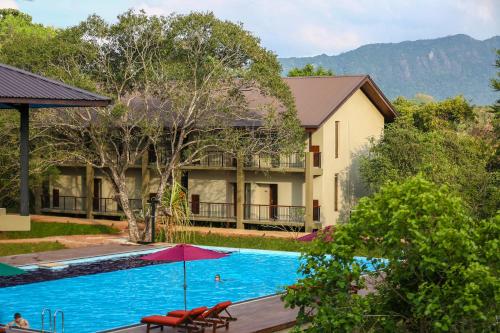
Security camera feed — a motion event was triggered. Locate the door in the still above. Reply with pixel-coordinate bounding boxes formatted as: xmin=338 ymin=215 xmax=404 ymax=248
xmin=269 ymin=184 xmax=278 ymax=219
xmin=191 ymin=194 xmax=200 ymax=214
xmin=52 ymin=189 xmax=60 ymax=208
xmin=93 ymin=179 xmax=102 ymax=211
xmin=313 ymin=199 xmax=319 ymax=221
xmin=232 ymin=183 xmax=237 ymax=216
xmin=244 ymin=183 xmax=251 ymax=219
xmin=310 ymin=145 xmax=321 ymax=167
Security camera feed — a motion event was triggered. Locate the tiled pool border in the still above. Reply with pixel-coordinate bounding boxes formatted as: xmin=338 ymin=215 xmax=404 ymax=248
xmin=17 ymin=245 xmax=303 ymax=271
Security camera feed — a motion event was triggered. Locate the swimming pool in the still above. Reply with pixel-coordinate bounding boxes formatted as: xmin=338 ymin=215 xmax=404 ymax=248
xmin=0 ymin=247 xmax=302 ymax=333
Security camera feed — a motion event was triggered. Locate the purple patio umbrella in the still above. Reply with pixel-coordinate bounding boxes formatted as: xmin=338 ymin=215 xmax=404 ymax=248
xmin=141 ymin=244 xmax=229 ymax=310
xmin=297 ymin=226 xmax=335 ymax=242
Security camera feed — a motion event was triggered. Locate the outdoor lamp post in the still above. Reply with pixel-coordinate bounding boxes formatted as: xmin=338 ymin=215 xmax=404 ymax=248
xmin=149 ymin=196 xmax=160 ymax=243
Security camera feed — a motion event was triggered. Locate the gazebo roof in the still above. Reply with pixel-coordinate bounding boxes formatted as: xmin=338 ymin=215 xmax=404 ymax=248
xmin=0 ymin=63 xmax=111 ymax=108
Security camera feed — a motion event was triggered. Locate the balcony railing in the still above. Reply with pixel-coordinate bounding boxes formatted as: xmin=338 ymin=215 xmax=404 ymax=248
xmin=41 ymin=195 xmax=142 ymax=213
xmin=41 ymin=195 xmax=86 ymax=212
xmin=243 ymin=204 xmax=305 ymax=223
xmin=189 ymin=201 xmax=320 ymax=223
xmin=244 ymin=153 xmax=305 ymax=169
xmin=185 ymin=152 xmax=306 ymax=169
xmin=190 ymin=202 xmax=235 ymax=219
xmin=191 ymin=152 xmax=237 ymax=168
xmin=313 ymin=152 xmax=321 ymax=168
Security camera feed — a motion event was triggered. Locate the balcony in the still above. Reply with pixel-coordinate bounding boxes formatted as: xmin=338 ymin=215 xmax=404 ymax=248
xmin=190 ymin=202 xmax=236 ymax=220
xmin=182 ymin=152 xmax=306 ymax=171
xmin=189 ymin=201 xmax=321 ymax=226
xmin=41 ymin=195 xmax=142 ymax=216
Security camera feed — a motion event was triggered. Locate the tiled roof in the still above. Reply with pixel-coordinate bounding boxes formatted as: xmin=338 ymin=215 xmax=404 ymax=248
xmin=0 ymin=63 xmax=110 ymax=108
xmin=246 ymin=75 xmax=396 ymax=127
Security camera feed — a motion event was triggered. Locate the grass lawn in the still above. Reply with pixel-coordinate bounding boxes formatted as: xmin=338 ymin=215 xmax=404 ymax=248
xmin=0 ymin=242 xmax=66 ymax=256
xmin=0 ymin=222 xmax=119 ymax=240
xmin=182 ymin=232 xmax=306 ymax=252
xmin=182 ymin=232 xmax=383 ymax=257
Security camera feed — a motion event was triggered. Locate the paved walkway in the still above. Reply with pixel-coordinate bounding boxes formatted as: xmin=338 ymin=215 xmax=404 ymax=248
xmin=0 ymin=243 xmax=158 ymax=266
xmin=105 ymin=295 xmax=297 ymax=333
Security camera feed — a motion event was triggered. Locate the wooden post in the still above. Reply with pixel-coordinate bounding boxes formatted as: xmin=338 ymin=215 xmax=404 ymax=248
xmin=141 ymin=151 xmax=151 ymax=210
xmin=86 ymin=163 xmax=94 ymax=219
xmin=19 ymin=104 xmax=30 ymax=216
xmin=236 ymin=153 xmax=245 ymax=229
xmin=305 ymin=152 xmax=314 ymax=232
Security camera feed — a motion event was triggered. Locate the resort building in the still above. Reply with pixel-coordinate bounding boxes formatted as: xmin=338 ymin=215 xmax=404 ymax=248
xmin=40 ymin=76 xmax=396 ymax=231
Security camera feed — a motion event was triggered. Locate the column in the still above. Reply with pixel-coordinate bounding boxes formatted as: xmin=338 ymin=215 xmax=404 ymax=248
xmin=19 ymin=105 xmax=29 ymax=216
xmin=141 ymin=151 xmax=151 ymax=210
xmin=304 ymin=152 xmax=314 ymax=232
xmin=236 ymin=153 xmax=245 ymax=229
xmin=86 ymin=163 xmax=94 ymax=219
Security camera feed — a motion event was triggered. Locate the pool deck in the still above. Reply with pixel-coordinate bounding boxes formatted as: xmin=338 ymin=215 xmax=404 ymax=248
xmin=104 ymin=294 xmax=297 ymax=333
xmin=0 ymin=243 xmax=159 ymax=266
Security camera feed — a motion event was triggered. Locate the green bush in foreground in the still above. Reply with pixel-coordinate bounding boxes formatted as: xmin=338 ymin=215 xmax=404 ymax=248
xmin=285 ymin=176 xmax=499 ymax=332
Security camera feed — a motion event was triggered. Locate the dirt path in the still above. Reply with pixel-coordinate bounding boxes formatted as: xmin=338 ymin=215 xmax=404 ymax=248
xmin=31 ymin=215 xmax=307 ymax=239
xmin=0 ymin=234 xmax=130 ymax=248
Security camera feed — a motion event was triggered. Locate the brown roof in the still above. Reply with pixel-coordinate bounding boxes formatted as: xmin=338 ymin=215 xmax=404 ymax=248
xmin=246 ymin=75 xmax=396 ymax=128
xmin=285 ymin=75 xmax=395 ymax=127
xmin=0 ymin=63 xmax=111 ymax=109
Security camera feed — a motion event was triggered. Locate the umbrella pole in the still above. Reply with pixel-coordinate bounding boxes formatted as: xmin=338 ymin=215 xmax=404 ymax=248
xmin=183 ymin=260 xmax=187 ymax=311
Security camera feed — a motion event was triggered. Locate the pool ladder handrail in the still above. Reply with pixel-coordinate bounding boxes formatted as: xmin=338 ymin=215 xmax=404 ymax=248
xmin=41 ymin=308 xmax=52 ymax=333
xmin=53 ymin=310 xmax=64 ymax=333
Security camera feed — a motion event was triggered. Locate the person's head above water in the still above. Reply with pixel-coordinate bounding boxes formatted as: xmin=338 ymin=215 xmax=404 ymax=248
xmin=14 ymin=314 xmax=21 ymax=321
xmin=215 ymin=274 xmax=221 ymax=282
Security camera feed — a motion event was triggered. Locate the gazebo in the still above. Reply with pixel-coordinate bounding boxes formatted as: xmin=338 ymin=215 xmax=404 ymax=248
xmin=0 ymin=63 xmax=110 ymax=230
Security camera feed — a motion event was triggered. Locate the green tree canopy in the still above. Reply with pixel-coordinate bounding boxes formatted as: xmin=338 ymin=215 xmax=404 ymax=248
xmin=287 ymin=63 xmax=334 ymax=77
xmin=285 ymin=176 xmax=499 ymax=332
xmin=361 ymin=96 xmax=498 ymax=219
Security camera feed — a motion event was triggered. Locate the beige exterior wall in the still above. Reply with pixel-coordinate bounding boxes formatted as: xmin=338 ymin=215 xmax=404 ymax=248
xmin=316 ymin=89 xmax=384 ymax=225
xmin=187 ymin=170 xmax=305 ymax=207
xmin=51 ymin=167 xmax=143 ymax=199
xmin=188 ymin=170 xmax=235 ymax=203
xmin=45 ymin=88 xmax=386 ymax=228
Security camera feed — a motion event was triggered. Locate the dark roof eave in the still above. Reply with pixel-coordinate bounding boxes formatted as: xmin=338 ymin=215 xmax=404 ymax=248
xmin=0 ymin=98 xmax=111 ymax=109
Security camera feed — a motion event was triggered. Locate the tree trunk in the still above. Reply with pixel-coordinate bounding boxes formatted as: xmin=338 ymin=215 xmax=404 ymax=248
xmin=111 ymin=171 xmax=142 ymax=242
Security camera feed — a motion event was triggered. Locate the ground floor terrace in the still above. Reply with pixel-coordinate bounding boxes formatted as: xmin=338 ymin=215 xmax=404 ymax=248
xmin=39 ymin=151 xmax=324 ymax=231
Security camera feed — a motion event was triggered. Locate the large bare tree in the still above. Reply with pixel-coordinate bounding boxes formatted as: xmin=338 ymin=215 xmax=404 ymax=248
xmin=41 ymin=11 xmax=303 ymax=242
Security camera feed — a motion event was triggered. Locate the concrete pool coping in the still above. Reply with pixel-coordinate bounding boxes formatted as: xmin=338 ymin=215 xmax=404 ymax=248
xmin=0 ymin=243 xmax=163 ymax=266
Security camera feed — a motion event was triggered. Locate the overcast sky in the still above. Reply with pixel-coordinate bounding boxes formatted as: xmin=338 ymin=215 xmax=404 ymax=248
xmin=1 ymin=0 xmax=498 ymax=57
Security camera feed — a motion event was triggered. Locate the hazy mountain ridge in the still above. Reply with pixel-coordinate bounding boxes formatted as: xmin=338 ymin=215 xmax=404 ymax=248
xmin=279 ymin=34 xmax=500 ymax=105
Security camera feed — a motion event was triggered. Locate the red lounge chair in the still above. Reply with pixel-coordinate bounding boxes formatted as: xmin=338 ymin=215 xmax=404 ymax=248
xmin=168 ymin=301 xmax=236 ymax=332
xmin=141 ymin=306 xmax=207 ymax=333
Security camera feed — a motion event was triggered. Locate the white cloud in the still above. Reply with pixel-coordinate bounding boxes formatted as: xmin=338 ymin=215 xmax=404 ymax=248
xmin=298 ymin=24 xmax=362 ymax=55
xmin=0 ymin=0 xmax=18 ymax=9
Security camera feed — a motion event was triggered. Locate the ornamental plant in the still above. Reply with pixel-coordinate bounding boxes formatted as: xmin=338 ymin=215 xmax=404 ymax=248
xmin=284 ymin=175 xmax=499 ymax=332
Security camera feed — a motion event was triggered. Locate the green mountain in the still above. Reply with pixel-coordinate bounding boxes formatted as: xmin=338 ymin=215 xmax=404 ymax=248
xmin=279 ymin=34 xmax=499 ymax=105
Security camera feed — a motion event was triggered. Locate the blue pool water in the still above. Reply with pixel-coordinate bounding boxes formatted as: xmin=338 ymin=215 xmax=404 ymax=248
xmin=0 ymin=248 xmax=302 ymax=333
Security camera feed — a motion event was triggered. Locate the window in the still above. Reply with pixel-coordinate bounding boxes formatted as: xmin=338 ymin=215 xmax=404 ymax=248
xmin=335 ymin=121 xmax=340 ymax=158
xmin=334 ymin=173 xmax=339 ymax=212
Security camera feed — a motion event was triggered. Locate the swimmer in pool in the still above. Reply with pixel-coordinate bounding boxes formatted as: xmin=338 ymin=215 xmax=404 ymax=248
xmin=215 ymin=274 xmax=221 ymax=282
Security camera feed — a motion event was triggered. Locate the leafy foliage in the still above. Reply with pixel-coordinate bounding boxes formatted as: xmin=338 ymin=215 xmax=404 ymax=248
xmin=284 ymin=176 xmax=499 ymax=332
xmin=287 ymin=63 xmax=334 ymax=77
xmin=361 ymin=96 xmax=498 ymax=219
